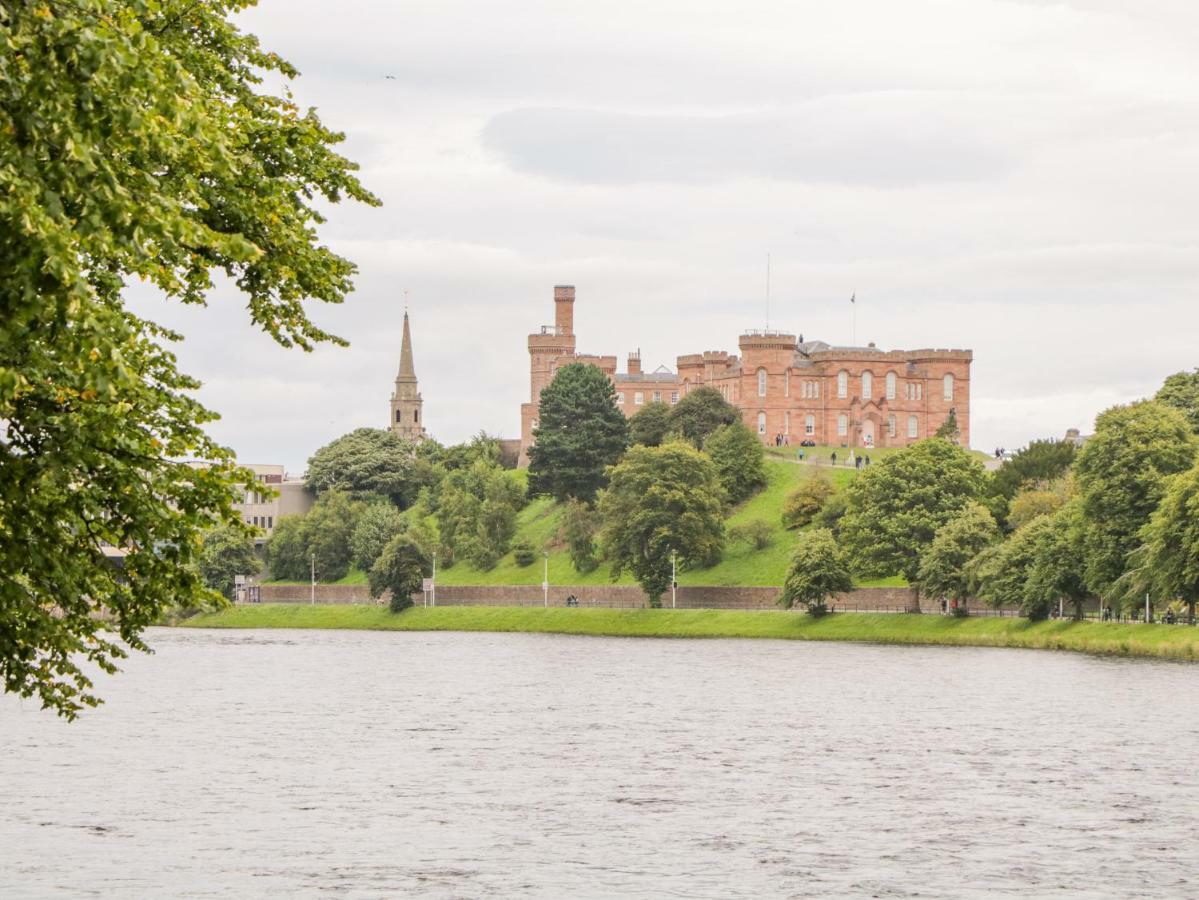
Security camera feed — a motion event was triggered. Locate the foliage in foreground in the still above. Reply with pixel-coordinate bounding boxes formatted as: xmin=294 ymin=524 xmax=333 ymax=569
xmin=0 ymin=1 xmax=376 ymax=716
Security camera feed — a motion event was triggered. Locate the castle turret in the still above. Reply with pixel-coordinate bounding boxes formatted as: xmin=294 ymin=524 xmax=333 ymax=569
xmin=390 ymin=310 xmax=426 ymax=441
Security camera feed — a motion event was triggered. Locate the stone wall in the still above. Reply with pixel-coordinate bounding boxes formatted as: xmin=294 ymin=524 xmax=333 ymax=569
xmin=255 ymin=582 xmax=943 ymax=612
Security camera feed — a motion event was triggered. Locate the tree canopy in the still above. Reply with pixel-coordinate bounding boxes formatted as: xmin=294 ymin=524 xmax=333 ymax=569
xmin=628 ymin=401 xmax=674 ymax=447
xmin=668 ymin=387 xmax=739 ymax=449
xmin=1124 ymin=462 xmax=1199 ymax=620
xmin=306 ymin=428 xmax=430 ymax=508
xmin=598 ymin=442 xmax=725 ymax=605
xmin=1074 ymin=401 xmax=1197 ymax=597
xmin=1155 ymin=368 xmax=1199 ymax=434
xmin=778 ymin=529 xmax=853 ymax=615
xmin=527 ymin=363 xmax=628 ymax=502
xmin=839 ymin=439 xmax=986 ymax=588
xmin=198 ymin=524 xmax=261 ymax=601
xmin=704 ymin=422 xmax=767 ymax=504
xmin=369 ymin=533 xmax=430 ymax=613
xmin=1 ymin=1 xmax=376 ymax=716
xmin=917 ymin=502 xmax=1000 ymax=604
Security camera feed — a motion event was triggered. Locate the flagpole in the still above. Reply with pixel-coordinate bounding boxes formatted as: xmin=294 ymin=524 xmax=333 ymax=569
xmin=851 ymin=291 xmax=856 ymax=345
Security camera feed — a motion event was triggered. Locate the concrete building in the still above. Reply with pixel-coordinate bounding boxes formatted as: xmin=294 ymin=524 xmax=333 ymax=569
xmin=520 ymin=285 xmax=971 ymax=464
xmin=231 ymin=464 xmax=313 ymax=542
xmin=389 ymin=310 xmax=426 ymax=442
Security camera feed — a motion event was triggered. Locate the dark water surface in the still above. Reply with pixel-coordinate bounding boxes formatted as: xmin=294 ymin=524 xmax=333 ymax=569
xmin=2 ymin=628 xmax=1197 ymax=898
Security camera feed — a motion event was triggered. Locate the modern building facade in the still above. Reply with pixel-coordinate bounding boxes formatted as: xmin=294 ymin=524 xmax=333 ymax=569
xmin=231 ymin=464 xmax=313 ymax=542
xmin=519 ymin=285 xmax=971 ymax=464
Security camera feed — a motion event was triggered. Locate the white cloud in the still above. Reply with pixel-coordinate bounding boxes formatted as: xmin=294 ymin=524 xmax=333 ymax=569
xmin=129 ymin=0 xmax=1199 ymax=470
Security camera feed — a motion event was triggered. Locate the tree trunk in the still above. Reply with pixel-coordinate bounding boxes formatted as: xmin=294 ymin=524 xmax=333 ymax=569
xmin=907 ymin=585 xmax=922 ymax=614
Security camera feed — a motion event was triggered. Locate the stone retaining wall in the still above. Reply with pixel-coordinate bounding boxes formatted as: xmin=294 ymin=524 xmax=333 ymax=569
xmin=256 ymin=582 xmax=935 ymax=611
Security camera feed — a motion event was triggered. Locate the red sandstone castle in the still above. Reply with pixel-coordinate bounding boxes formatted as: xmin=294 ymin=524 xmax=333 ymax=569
xmin=519 ymin=285 xmax=971 ymax=464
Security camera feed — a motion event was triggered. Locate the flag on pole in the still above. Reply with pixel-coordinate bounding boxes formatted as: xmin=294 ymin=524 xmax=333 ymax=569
xmin=850 ymin=292 xmax=856 ymax=304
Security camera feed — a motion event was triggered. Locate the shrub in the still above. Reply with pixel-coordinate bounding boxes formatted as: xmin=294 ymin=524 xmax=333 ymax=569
xmin=729 ymin=519 xmax=774 ymax=550
xmin=812 ymin=491 xmax=849 ymax=536
xmin=782 ymin=475 xmax=835 ymax=529
xmin=512 ymin=539 xmax=537 ymax=567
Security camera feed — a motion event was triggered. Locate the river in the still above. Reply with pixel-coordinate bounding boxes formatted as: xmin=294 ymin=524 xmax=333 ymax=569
xmin=2 ymin=628 xmax=1197 ymax=897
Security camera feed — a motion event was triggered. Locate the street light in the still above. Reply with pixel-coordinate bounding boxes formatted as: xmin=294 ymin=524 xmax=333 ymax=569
xmin=310 ymin=553 xmax=315 ymax=605
xmin=543 ymin=552 xmax=549 ymax=608
xmin=671 ymin=550 xmax=677 ymax=609
xmin=431 ymin=550 xmax=437 ymax=607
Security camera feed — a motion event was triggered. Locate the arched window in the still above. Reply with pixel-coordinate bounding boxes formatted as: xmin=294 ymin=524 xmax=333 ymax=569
xmin=838 ymin=413 xmax=849 ymax=436
xmin=804 ymin=414 xmax=815 ymax=436
xmin=943 ymin=373 xmax=954 ymax=401
xmin=757 ymin=411 xmax=767 ymax=435
xmin=395 ymin=409 xmax=401 ymax=423
xmin=861 ymin=371 xmax=873 ymax=400
xmin=908 ymin=415 xmax=918 ymax=438
xmin=757 ymin=368 xmax=768 ymax=397
xmin=837 ymin=370 xmax=848 ymax=399
xmin=414 ymin=409 xmax=419 ymax=423
xmin=784 ymin=369 xmax=791 ymax=398
xmin=886 ymin=372 xmax=897 ymax=400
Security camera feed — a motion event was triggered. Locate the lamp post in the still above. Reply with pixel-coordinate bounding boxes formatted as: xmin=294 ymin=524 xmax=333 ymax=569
xmin=431 ymin=550 xmax=437 ymax=607
xmin=671 ymin=550 xmax=677 ymax=609
xmin=310 ymin=553 xmax=315 ymax=605
xmin=543 ymin=552 xmax=549 ymax=608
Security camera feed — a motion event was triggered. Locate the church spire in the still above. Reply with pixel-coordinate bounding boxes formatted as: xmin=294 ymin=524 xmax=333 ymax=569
xmin=390 ymin=308 xmax=425 ymax=441
xmin=397 ymin=310 xmax=416 ymax=381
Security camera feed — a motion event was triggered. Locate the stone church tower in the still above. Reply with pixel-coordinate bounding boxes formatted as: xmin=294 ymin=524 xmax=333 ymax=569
xmin=389 ymin=311 xmax=426 ymax=441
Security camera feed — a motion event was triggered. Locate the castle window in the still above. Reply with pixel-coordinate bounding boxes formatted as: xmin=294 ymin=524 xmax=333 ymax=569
xmin=267 ymin=517 xmax=273 ymax=529
xmin=838 ymin=413 xmax=848 ymax=437
xmin=837 ymin=370 xmax=848 ymax=399
xmin=888 ymin=414 xmax=897 ymax=437
xmin=634 ymin=392 xmax=644 ymax=406
xmin=757 ymin=411 xmax=767 ymax=435
xmin=395 ymin=410 xmax=402 ymax=423
xmin=784 ymin=369 xmax=791 ymax=398
xmin=414 ymin=409 xmax=419 ymax=422
xmin=943 ymin=373 xmax=954 ymax=401
xmin=652 ymin=391 xmax=661 ymax=403
xmin=616 ymin=392 xmax=625 ymax=405
xmin=861 ymin=371 xmax=872 ymax=400
xmin=757 ymin=368 xmax=768 ymax=397
xmin=531 ymin=420 xmax=539 ymax=431
xmin=784 ymin=411 xmax=791 ymax=435
xmin=886 ymin=372 xmax=897 ymax=400
xmin=670 ymin=392 xmax=679 ymax=405
xmin=805 ymin=414 xmax=815 ymax=436
xmin=908 ymin=415 xmax=919 ymax=438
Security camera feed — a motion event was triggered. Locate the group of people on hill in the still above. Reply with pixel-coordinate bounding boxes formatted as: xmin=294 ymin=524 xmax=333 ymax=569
xmin=795 ymin=448 xmax=872 ymax=469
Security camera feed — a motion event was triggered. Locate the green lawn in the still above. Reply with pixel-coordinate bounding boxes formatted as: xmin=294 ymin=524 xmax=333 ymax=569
xmin=178 ymin=605 xmax=1199 ymax=662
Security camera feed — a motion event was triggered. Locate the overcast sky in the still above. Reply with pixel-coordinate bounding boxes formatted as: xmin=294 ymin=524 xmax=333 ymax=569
xmin=130 ymin=0 xmax=1199 ymax=472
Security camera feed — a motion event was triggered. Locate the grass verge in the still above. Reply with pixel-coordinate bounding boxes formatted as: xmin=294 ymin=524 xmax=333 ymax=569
xmin=177 ymin=606 xmax=1199 ymax=661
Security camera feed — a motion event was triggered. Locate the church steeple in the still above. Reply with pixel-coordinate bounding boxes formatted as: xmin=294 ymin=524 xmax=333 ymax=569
xmin=390 ymin=309 xmax=426 ymax=441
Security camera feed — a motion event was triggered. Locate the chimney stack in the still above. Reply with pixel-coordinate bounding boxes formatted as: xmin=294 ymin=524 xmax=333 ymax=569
xmin=627 ymin=349 xmax=641 ymax=376
xmin=554 ymin=284 xmax=574 ymax=335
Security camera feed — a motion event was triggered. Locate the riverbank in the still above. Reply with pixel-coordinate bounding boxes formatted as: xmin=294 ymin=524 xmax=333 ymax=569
xmin=177 ymin=605 xmax=1199 ymax=661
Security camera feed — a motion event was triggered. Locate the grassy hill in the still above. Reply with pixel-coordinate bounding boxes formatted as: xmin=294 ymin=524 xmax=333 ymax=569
xmin=434 ymin=453 xmax=901 ymax=588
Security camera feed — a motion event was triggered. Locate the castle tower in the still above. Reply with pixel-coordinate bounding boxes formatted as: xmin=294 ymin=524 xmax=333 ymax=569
xmin=389 ymin=310 xmax=426 ymax=441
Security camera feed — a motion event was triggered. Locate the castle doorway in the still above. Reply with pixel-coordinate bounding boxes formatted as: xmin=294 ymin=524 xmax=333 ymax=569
xmin=861 ymin=419 xmax=875 ymax=448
